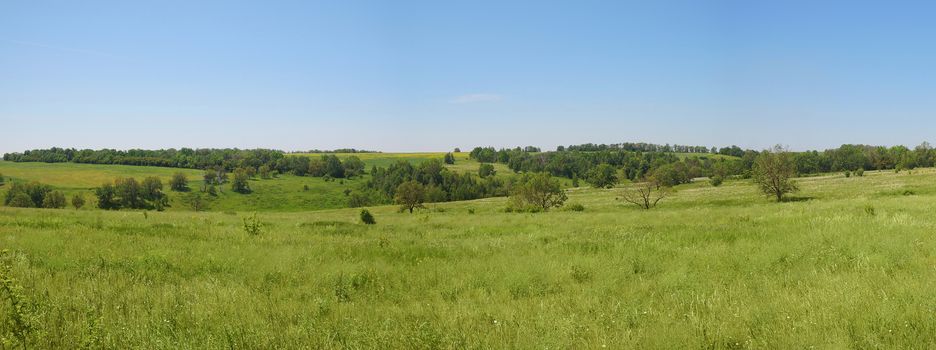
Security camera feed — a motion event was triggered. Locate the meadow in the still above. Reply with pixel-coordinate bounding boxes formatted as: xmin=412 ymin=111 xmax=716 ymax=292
xmin=0 ymin=157 xmax=513 ymax=213
xmin=1 ymin=165 xmax=935 ymax=348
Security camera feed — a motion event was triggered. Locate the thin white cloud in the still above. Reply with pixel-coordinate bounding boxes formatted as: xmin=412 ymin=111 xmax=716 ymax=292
xmin=450 ymin=93 xmax=503 ymax=104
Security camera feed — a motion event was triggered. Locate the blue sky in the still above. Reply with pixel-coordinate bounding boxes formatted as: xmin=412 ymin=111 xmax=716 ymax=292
xmin=2 ymin=0 xmax=936 ymax=152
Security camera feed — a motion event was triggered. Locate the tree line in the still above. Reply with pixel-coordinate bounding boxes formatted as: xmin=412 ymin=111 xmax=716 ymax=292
xmin=347 ymin=159 xmax=508 ymax=208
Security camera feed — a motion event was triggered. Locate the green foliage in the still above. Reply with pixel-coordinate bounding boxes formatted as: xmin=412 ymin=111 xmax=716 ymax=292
xmin=3 ymin=182 xmax=52 ymax=208
xmin=478 ymin=163 xmax=496 ymax=178
xmin=508 ymin=172 xmax=567 ymax=211
xmin=0 ymin=250 xmax=40 ymax=349
xmin=855 ymin=168 xmax=864 ymax=177
xmin=845 ymin=170 xmax=851 ymax=178
xmin=169 ymin=172 xmax=189 ymax=191
xmin=95 ymin=183 xmax=118 ymax=210
xmin=231 ymin=168 xmax=251 ymax=194
xmin=443 ymin=152 xmax=455 ymax=165
xmin=359 ymin=209 xmax=376 ymax=225
xmin=394 ymin=181 xmax=425 ymax=213
xmin=585 ymin=164 xmax=618 ymax=188
xmin=564 ymin=203 xmax=585 ymax=212
xmin=752 ymin=145 xmax=799 ymax=202
xmin=190 ymin=193 xmax=204 ymax=212
xmin=258 ymin=165 xmax=272 ymax=179
xmin=6 ymin=193 xmax=33 ymax=208
xmin=710 ymin=175 xmax=724 ymax=187
xmin=42 ymin=190 xmax=66 ymax=209
xmin=71 ymin=193 xmax=86 ymax=209
xmin=242 ymin=213 xmax=262 ymax=235
xmin=95 ymin=177 xmax=168 ymax=210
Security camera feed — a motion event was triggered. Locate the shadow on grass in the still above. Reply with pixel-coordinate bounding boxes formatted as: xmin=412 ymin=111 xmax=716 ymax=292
xmin=781 ymin=196 xmax=814 ymax=202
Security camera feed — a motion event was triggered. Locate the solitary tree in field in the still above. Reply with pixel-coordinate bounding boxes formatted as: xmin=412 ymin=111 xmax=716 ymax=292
xmin=394 ymin=181 xmax=425 ymax=213
xmin=752 ymin=145 xmax=798 ymax=202
xmin=170 ymin=172 xmax=189 ymax=192
xmin=509 ymin=172 xmax=567 ymax=211
xmin=443 ymin=152 xmax=455 ymax=165
xmin=620 ymin=179 xmax=670 ymax=209
xmin=586 ymin=163 xmax=619 ymax=188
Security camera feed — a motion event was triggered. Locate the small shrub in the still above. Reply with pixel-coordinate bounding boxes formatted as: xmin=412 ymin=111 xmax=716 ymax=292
xmin=844 ymin=171 xmax=851 ymax=178
xmin=710 ymin=175 xmax=724 ymax=187
xmin=243 ymin=213 xmax=263 ymax=235
xmin=343 ymin=189 xmax=352 ymax=196
xmin=864 ymin=205 xmax=875 ymax=216
xmin=565 ymin=203 xmax=585 ymax=212
xmin=467 ymin=208 xmax=475 ymax=214
xmin=360 ymin=209 xmax=376 ymax=225
xmin=855 ymin=168 xmax=864 ymax=177
xmin=71 ymin=194 xmax=86 ymax=209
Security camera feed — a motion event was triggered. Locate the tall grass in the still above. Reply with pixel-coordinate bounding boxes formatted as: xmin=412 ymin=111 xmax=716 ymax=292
xmin=0 ymin=169 xmax=935 ymax=347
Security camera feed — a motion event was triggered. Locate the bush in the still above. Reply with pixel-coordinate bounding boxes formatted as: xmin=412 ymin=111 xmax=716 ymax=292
xmin=6 ymin=193 xmax=34 ymax=208
xmin=3 ymin=181 xmax=53 ymax=208
xmin=855 ymin=168 xmax=864 ymax=177
xmin=360 ymin=209 xmax=376 ymax=225
xmin=710 ymin=175 xmax=724 ymax=187
xmin=565 ymin=203 xmax=585 ymax=212
xmin=169 ymin=172 xmax=189 ymax=191
xmin=508 ymin=172 xmax=567 ymax=212
xmin=243 ymin=213 xmax=263 ymax=235
xmin=42 ymin=190 xmax=66 ymax=209
xmin=71 ymin=194 xmax=86 ymax=209
xmin=845 ymin=171 xmax=851 ymax=178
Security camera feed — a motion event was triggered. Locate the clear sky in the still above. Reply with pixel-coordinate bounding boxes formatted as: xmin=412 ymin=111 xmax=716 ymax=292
xmin=2 ymin=0 xmax=936 ymax=153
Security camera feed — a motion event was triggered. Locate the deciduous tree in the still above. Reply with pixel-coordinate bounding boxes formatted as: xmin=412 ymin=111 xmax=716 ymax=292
xmin=752 ymin=145 xmax=798 ymax=202
xmin=394 ymin=181 xmax=425 ymax=213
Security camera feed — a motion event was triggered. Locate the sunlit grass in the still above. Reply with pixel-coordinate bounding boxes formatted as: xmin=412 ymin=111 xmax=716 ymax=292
xmin=1 ymin=168 xmax=935 ymax=347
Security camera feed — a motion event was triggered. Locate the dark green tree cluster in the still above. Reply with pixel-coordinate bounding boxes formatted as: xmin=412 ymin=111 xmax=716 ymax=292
xmin=95 ymin=177 xmax=169 ymax=210
xmin=3 ymin=182 xmax=66 ymax=209
xmin=793 ymin=143 xmax=936 ymax=174
xmin=3 ymin=148 xmax=285 ymax=171
xmin=169 ymin=172 xmax=189 ymax=192
xmin=564 ymin=143 xmax=711 ymax=153
xmin=349 ymin=160 xmax=507 ymax=207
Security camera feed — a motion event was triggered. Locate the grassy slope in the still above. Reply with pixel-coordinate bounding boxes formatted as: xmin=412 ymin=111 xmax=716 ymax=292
xmin=1 ymin=168 xmax=935 ymax=348
xmin=0 ymin=158 xmax=510 ymax=212
xmin=0 ymin=161 xmax=360 ymax=212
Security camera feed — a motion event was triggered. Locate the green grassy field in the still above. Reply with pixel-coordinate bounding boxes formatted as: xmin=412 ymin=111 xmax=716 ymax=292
xmin=0 ymin=161 xmax=363 ymax=212
xmin=1 ymin=166 xmax=935 ymax=348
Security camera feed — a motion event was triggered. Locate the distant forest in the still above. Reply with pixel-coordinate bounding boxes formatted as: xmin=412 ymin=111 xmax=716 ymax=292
xmin=4 ymin=142 xmax=936 ymax=208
